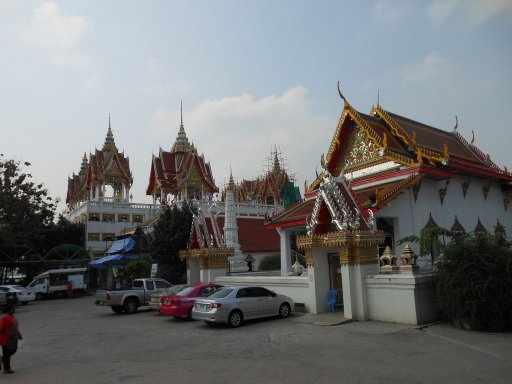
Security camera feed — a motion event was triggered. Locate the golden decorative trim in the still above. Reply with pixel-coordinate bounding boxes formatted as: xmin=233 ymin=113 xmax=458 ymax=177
xmin=180 ymin=247 xmax=234 ymax=270
xmin=305 ymin=249 xmax=314 ymax=268
xmin=345 ymin=104 xmax=385 ymax=151
xmin=326 ymin=110 xmax=348 ymax=164
xmin=372 ymin=105 xmax=413 ymax=145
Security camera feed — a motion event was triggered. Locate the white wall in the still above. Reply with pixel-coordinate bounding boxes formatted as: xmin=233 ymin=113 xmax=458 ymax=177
xmin=365 ymin=273 xmax=440 ymax=325
xmin=377 ymin=175 xmax=511 ymax=263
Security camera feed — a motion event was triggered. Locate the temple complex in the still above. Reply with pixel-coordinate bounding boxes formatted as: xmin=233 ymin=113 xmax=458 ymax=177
xmin=66 ymin=117 xmax=160 ymax=256
xmin=217 ymin=85 xmax=512 ymax=323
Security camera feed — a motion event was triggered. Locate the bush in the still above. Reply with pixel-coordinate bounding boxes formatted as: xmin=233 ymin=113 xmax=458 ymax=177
xmin=258 ymin=254 xmax=281 ymax=271
xmin=436 ymin=234 xmax=512 ymax=331
xmin=124 ymin=254 xmax=152 ymax=281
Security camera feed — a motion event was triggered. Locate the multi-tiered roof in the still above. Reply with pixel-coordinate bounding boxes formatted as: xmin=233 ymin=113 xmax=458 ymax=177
xmin=66 ymin=117 xmax=133 ymax=208
xmin=146 ymin=104 xmax=218 ymax=202
xmin=267 ymin=86 xmax=512 ymax=230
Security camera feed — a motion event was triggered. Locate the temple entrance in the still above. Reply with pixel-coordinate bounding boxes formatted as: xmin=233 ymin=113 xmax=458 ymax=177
xmin=327 ymin=253 xmax=343 ymax=306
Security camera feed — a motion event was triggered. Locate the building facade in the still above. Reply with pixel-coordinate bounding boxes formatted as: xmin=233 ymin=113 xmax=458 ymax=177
xmin=66 ymin=117 xmax=160 ymax=256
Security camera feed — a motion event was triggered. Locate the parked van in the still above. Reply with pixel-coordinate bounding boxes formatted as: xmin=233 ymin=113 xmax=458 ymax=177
xmin=27 ymin=268 xmax=88 ymax=300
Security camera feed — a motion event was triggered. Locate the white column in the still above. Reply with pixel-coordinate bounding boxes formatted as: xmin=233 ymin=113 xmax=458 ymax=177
xmin=342 ymin=262 xmax=379 ymax=320
xmin=278 ymin=228 xmax=292 ymax=276
xmin=308 ymin=248 xmax=331 ymax=314
xmin=187 ymin=259 xmax=200 ymax=284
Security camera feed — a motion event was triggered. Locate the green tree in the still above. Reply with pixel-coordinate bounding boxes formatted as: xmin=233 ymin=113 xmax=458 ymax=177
xmin=436 ymin=233 xmax=512 ymax=331
xmin=38 ymin=215 xmax=85 ymax=254
xmin=150 ymin=202 xmax=194 ymax=283
xmin=0 ymin=155 xmax=56 ymax=248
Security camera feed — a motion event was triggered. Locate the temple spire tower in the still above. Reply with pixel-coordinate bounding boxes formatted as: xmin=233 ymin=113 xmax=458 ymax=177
xmin=225 ymin=168 xmax=248 ymax=272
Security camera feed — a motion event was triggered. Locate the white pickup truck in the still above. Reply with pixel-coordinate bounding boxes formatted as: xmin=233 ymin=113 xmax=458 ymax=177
xmin=95 ymin=278 xmax=172 ymax=314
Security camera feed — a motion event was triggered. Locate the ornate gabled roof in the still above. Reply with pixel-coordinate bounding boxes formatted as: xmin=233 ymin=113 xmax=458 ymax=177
xmin=189 ymin=215 xmax=279 ymax=253
xmin=308 ymin=89 xmax=512 ymax=195
xmin=146 ymin=106 xmax=218 ymax=198
xmin=305 ymin=168 xmax=374 ymax=235
xmin=224 ymin=148 xmax=298 ymax=206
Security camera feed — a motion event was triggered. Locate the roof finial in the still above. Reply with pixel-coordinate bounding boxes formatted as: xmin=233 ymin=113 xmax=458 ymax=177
xmin=109 ymin=112 xmax=111 ymax=130
xmin=337 ymin=81 xmax=345 ymax=101
xmin=377 ymin=89 xmax=380 ymax=107
xmin=180 ymin=100 xmax=183 ymax=128
xmin=453 ymin=116 xmax=458 ymax=132
xmin=471 ymin=130 xmax=475 ymax=145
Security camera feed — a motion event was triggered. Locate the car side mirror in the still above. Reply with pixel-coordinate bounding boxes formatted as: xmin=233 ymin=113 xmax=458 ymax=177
xmin=271 ymin=292 xmax=276 ymax=297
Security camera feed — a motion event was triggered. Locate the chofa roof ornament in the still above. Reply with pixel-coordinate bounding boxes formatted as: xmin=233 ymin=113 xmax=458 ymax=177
xmin=305 ymin=162 xmax=376 ymax=236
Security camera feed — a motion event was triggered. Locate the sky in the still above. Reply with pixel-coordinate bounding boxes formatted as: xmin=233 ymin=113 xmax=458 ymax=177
xmin=1 ymin=0 xmax=511 ymax=214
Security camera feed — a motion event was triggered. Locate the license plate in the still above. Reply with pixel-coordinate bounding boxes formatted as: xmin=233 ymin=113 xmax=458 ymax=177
xmin=198 ymin=304 xmax=207 ymax=310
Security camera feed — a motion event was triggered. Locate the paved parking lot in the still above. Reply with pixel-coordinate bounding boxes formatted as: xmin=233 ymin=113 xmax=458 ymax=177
xmin=6 ymin=296 xmax=512 ymax=383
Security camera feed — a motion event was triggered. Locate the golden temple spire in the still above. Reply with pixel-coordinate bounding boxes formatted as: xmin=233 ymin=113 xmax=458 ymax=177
xmin=227 ymin=166 xmax=235 ymax=192
xmin=171 ymin=101 xmax=191 ymax=153
xmin=103 ymin=113 xmax=117 ymax=151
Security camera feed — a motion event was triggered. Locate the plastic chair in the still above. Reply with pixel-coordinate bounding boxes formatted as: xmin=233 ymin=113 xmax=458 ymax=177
xmin=324 ymin=290 xmax=337 ymax=313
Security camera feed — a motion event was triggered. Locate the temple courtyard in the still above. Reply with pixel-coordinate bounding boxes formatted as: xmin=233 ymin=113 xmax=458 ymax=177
xmin=6 ymin=296 xmax=511 ymax=383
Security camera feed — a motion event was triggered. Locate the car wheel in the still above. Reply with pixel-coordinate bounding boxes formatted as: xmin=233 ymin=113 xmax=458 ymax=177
xmin=227 ymin=310 xmax=243 ymax=328
xmin=123 ymin=298 xmax=139 ymax=314
xmin=111 ymin=305 xmax=124 ymax=314
xmin=279 ymin=303 xmax=291 ymax=318
xmin=35 ymin=293 xmax=43 ymax=301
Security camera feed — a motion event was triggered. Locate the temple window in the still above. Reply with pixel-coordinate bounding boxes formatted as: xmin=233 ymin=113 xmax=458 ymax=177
xmin=133 ymin=214 xmax=143 ymax=223
xmin=103 ymin=213 xmax=115 ymax=222
xmin=118 ymin=214 xmax=129 ymax=222
xmin=102 ymin=233 xmax=115 ymax=241
xmin=88 ymin=233 xmax=100 ymax=241
xmin=89 ymin=213 xmax=100 ymax=221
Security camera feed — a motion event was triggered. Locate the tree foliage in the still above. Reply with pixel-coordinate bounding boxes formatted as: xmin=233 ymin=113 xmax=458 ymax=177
xmin=149 ymin=202 xmax=194 ymax=283
xmin=0 ymin=155 xmax=56 ymax=248
xmin=258 ymin=254 xmax=281 ymax=271
xmin=436 ymin=233 xmax=512 ymax=331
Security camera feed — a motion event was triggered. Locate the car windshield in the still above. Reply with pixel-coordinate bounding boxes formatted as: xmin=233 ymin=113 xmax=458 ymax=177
xmin=12 ymin=286 xmax=25 ymax=290
xmin=208 ymin=288 xmax=234 ymax=299
xmin=168 ymin=285 xmax=185 ymax=295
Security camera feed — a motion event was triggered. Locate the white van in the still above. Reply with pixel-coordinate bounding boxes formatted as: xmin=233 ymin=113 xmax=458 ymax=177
xmin=27 ymin=268 xmax=88 ymax=300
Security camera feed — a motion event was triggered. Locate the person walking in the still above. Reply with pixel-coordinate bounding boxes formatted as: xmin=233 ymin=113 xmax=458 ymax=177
xmin=0 ymin=305 xmax=22 ymax=374
xmin=67 ymin=280 xmax=74 ymax=298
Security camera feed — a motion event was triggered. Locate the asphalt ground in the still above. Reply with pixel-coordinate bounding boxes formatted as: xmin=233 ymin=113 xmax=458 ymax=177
xmin=4 ymin=296 xmax=512 ymax=384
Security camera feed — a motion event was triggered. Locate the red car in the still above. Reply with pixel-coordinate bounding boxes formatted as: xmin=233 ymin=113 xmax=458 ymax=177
xmin=159 ymin=282 xmax=223 ymax=319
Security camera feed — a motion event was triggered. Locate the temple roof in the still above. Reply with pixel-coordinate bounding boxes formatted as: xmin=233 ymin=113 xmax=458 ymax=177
xmin=66 ymin=118 xmax=132 ymax=206
xmin=270 ymin=89 xmax=511 ymax=230
xmin=191 ymin=216 xmax=279 ymax=253
xmin=146 ymin=107 xmax=218 ymax=198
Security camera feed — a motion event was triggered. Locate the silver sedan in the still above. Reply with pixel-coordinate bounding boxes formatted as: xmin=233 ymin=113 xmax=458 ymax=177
xmin=192 ymin=286 xmax=293 ymax=327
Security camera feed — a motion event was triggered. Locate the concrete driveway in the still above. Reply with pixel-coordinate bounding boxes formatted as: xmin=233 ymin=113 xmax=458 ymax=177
xmin=7 ymin=296 xmax=512 ymax=383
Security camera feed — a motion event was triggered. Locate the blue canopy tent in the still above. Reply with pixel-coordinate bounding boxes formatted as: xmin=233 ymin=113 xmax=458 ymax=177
xmin=106 ymin=238 xmax=136 ymax=254
xmin=89 ymin=237 xmax=141 ymax=269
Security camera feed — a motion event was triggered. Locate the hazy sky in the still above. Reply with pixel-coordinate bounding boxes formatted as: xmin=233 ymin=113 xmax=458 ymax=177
xmin=1 ymin=0 xmax=511 ymax=213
